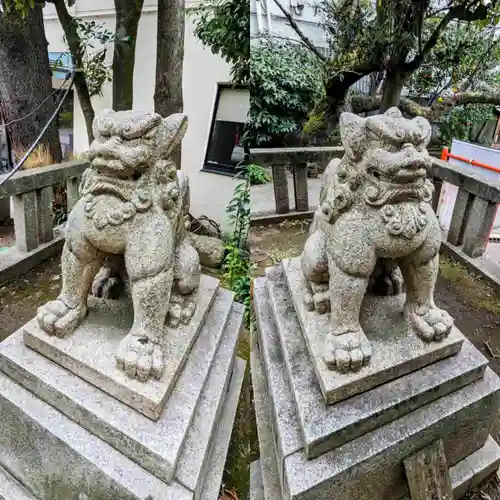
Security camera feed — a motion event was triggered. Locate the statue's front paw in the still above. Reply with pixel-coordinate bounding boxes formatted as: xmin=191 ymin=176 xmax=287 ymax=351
xmin=405 ymin=303 xmax=454 ymax=342
xmin=37 ymin=299 xmax=87 ymax=338
xmin=324 ymin=329 xmax=372 ymax=373
xmin=116 ymin=330 xmax=164 ymax=382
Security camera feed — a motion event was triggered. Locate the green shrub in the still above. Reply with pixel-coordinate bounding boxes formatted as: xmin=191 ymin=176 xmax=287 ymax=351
xmin=248 ymin=39 xmax=323 ymax=147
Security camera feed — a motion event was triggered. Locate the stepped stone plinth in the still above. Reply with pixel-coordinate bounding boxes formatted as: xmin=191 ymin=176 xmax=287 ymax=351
xmin=251 ymin=109 xmax=500 ymax=500
xmin=0 ymin=109 xmax=246 ymax=500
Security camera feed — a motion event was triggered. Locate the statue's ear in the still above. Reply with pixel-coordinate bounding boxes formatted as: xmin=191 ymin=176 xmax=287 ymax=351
xmin=412 ymin=116 xmax=432 ymax=147
xmin=340 ymin=112 xmax=366 ymax=160
xmin=157 ymin=113 xmax=188 ymax=158
xmin=384 ymin=107 xmax=402 ymax=119
xmin=92 ymin=108 xmax=115 ymax=139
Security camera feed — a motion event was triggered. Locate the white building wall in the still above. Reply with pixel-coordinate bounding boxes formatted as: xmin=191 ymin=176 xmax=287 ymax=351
xmin=43 ymin=0 xmax=242 ymax=231
xmin=250 ymin=0 xmax=329 ymax=48
xmin=249 ymin=0 xmax=371 ymax=93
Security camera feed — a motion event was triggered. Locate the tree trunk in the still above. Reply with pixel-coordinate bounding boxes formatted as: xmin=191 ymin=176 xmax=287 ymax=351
xmin=0 ymin=7 xmax=62 ymax=163
xmin=154 ymin=0 xmax=185 ymax=167
xmin=380 ymin=70 xmax=407 ymax=112
xmin=51 ymin=0 xmax=95 ymax=144
xmin=113 ymin=0 xmax=144 ymax=110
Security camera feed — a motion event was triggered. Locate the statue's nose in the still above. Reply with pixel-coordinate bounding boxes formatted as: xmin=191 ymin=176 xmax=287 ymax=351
xmin=91 ymin=136 xmax=122 ymax=155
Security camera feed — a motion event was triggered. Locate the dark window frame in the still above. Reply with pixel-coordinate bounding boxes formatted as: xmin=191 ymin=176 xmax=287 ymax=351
xmin=201 ymin=82 xmax=249 ymax=177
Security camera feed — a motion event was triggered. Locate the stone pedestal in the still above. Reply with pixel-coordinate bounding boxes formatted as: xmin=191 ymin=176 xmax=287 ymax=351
xmin=251 ymin=259 xmax=500 ymax=500
xmin=0 ymin=275 xmax=245 ymax=500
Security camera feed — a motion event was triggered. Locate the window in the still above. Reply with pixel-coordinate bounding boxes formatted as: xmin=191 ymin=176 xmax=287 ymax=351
xmin=202 ymin=85 xmax=250 ymax=176
xmin=49 ymin=52 xmax=73 ymax=81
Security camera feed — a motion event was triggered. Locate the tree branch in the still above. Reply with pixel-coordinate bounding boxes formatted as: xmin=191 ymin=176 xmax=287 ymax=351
xmin=271 ymin=0 xmax=327 ymax=62
xmin=404 ymin=9 xmax=455 ymax=72
xmin=404 ymin=1 xmax=490 ymax=73
xmin=350 ymin=91 xmax=500 ymax=121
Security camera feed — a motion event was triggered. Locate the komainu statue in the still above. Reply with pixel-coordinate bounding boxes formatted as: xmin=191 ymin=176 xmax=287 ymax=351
xmin=37 ymin=109 xmax=201 ymax=382
xmin=301 ymin=107 xmax=453 ymax=373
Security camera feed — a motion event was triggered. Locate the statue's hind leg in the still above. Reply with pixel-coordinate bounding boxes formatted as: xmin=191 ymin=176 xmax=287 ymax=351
xmin=301 ymin=227 xmax=330 ymax=314
xmin=167 ymin=238 xmax=200 ymax=328
xmin=91 ymin=255 xmax=126 ymax=299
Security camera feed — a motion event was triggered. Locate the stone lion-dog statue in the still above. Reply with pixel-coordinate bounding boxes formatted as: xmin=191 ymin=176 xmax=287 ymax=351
xmin=36 ymin=109 xmax=201 ymax=382
xmin=301 ymin=107 xmax=453 ymax=373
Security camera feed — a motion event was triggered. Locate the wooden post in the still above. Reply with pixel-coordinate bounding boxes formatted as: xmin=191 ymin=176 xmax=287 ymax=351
xmin=404 ymin=440 xmax=454 ymax=500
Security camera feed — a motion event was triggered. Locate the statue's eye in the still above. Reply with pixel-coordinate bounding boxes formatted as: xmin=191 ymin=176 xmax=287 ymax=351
xmin=366 ymin=128 xmax=379 ymax=141
xmin=143 ymin=128 xmax=158 ymax=140
xmin=381 ymin=142 xmax=399 ymax=153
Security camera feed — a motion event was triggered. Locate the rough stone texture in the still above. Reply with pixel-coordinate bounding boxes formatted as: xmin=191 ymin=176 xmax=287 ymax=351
xmin=292 ymin=162 xmax=309 ymax=212
xmin=198 ymin=355 xmax=246 ymax=500
xmin=250 ymin=439 xmax=500 ymax=500
xmin=176 ymin=303 xmax=243 ymax=493
xmin=282 ymin=369 xmax=500 ymax=500
xmin=300 ymin=108 xmax=454 ymax=373
xmin=36 ymin=185 xmax=54 ymax=245
xmin=251 ymin=343 xmax=284 ymax=500
xmin=256 ymin=269 xmax=488 ymax=460
xmin=447 ymin=187 xmax=472 ymax=246
xmin=35 ymin=109 xmax=201 ymax=383
xmin=0 ymin=160 xmax=87 ymax=199
xmin=272 ymin=163 xmax=290 ymax=214
xmin=0 ymin=464 xmax=36 ymax=500
xmin=250 ymin=460 xmax=264 ymax=500
xmin=249 ymin=146 xmax=344 ymax=172
xmin=462 ymin=195 xmax=497 ymax=258
xmin=0 ymin=236 xmax=64 ymax=287
xmin=66 ymin=176 xmax=80 ymax=212
xmin=403 ymin=440 xmax=454 ymax=500
xmin=463 ymin=434 xmax=500 ymax=491
xmin=23 ymin=275 xmax=218 ymax=421
xmin=0 ymin=372 xmax=193 ymax=500
xmin=187 ymin=233 xmax=225 ymax=269
xmin=401 ymin=436 xmax=500 ymax=500
xmin=428 ymin=157 xmax=500 ymax=204
xmin=251 ymin=333 xmax=500 ymax=500
xmin=1 ymin=286 xmax=234 ymax=484
xmin=12 ymin=191 xmax=38 ymax=252
xmin=284 ymin=257 xmax=464 ymax=404
xmin=253 ymin=279 xmax=303 ymax=472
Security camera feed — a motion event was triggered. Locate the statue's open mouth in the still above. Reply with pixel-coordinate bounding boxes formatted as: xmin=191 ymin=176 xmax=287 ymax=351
xmin=370 ymin=166 xmax=427 ymax=185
